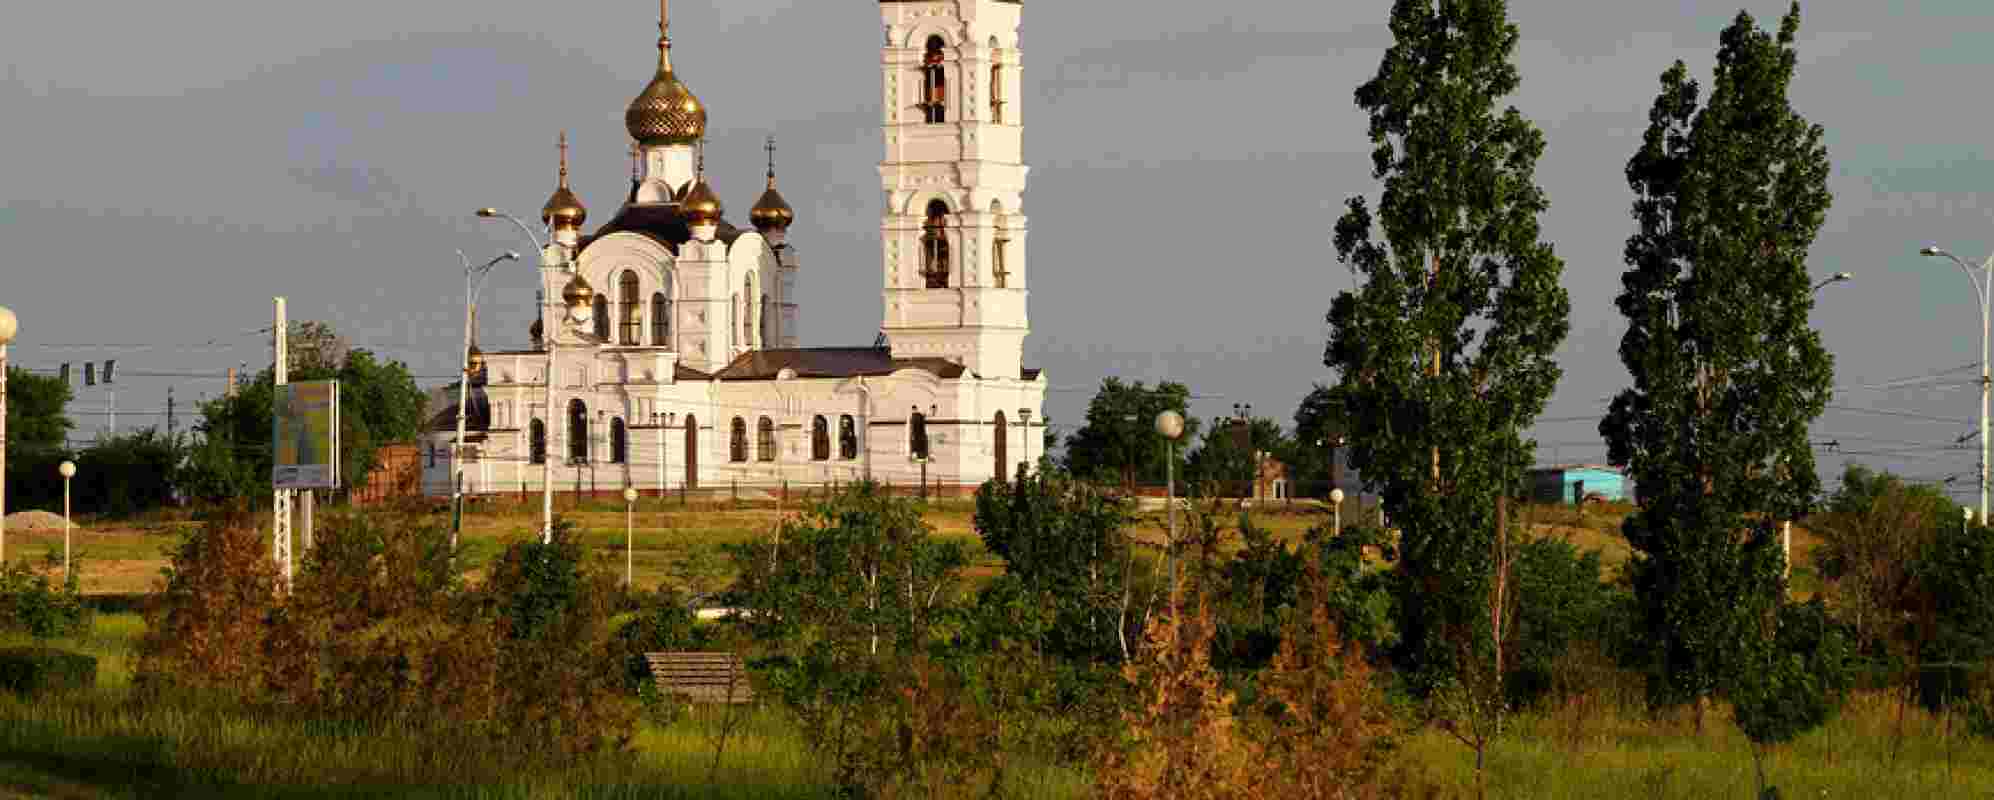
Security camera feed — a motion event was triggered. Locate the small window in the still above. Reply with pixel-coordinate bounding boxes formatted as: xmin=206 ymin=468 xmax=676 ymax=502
xmin=530 ymin=419 xmax=547 ymax=464
xmin=990 ymin=61 xmax=1004 ymax=123
xmin=922 ymin=200 xmax=951 ymax=289
xmin=619 ymin=271 xmax=641 ymax=345
xmin=568 ymin=399 xmax=589 ymax=462
xmin=758 ymin=417 xmax=777 ymax=463
xmin=910 ymin=411 xmax=930 ymax=461
xmin=610 ymin=418 xmax=627 ymax=464
xmin=730 ymin=417 xmax=748 ymax=463
xmin=761 ymin=294 xmax=773 ymax=347
xmin=922 ymin=36 xmax=948 ymax=124
xmin=592 ymin=295 xmax=610 ymax=340
xmin=840 ymin=414 xmax=859 ymax=461
xmin=652 ymin=291 xmax=669 ymax=346
xmin=427 ymin=443 xmax=436 ymax=468
xmin=812 ymin=415 xmax=831 ymax=462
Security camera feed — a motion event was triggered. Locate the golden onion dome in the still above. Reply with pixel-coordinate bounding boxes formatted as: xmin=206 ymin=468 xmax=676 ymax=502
xmin=749 ymin=137 xmax=793 ymax=231
xmin=541 ymin=132 xmax=588 ymax=230
xmin=560 ymin=273 xmax=596 ymax=308
xmin=466 ymin=343 xmax=486 ymax=375
xmin=683 ymin=176 xmax=723 ymax=225
xmin=625 ymin=28 xmax=706 ymax=147
xmin=750 ymin=181 xmax=793 ymax=231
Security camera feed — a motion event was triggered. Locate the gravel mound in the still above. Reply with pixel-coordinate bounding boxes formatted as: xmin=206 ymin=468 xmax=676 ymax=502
xmin=2 ymin=511 xmax=75 ymax=531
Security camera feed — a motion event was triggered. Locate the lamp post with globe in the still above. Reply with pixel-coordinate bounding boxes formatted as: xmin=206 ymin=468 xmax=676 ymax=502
xmin=623 ymin=486 xmax=640 ymax=589
xmin=58 ymin=460 xmax=75 ymax=576
xmin=1331 ymin=488 xmax=1346 ymax=536
xmin=0 ymin=305 xmax=15 ymax=565
xmin=1155 ymin=410 xmax=1185 ymax=608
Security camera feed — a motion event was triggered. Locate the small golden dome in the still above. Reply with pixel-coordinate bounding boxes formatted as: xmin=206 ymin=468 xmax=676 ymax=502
xmin=750 ymin=135 xmax=794 ymax=231
xmin=466 ymin=344 xmax=486 ymax=375
xmin=750 ymin=183 xmax=793 ymax=231
xmin=683 ymin=177 xmax=723 ymax=225
xmin=541 ymin=132 xmax=587 ymax=230
xmin=625 ymin=26 xmax=706 ymax=147
xmin=560 ymin=273 xmax=595 ymax=308
xmin=529 ymin=317 xmax=544 ymax=342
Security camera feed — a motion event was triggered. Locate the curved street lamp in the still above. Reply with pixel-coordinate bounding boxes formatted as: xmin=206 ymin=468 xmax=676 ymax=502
xmin=451 ymin=250 xmax=519 ymax=556
xmin=1921 ymin=244 xmax=1993 ymax=523
xmin=478 ymin=207 xmax=565 ymax=544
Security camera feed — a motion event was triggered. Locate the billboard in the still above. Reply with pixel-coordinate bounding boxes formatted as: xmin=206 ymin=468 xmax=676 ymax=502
xmin=274 ymin=380 xmax=340 ymax=489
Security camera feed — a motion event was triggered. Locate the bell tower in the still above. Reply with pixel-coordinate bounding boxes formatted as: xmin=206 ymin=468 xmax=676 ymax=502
xmin=878 ymin=0 xmax=1028 ymax=381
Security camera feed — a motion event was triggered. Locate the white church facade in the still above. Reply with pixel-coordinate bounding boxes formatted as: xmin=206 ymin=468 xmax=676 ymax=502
xmin=422 ymin=0 xmax=1046 ymax=497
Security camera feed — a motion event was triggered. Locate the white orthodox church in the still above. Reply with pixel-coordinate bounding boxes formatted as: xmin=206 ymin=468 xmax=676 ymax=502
xmin=422 ymin=0 xmax=1045 ymax=497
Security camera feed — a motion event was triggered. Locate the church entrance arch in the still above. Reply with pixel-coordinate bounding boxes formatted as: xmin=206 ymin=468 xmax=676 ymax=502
xmin=993 ymin=410 xmax=1008 ymax=483
xmin=683 ymin=414 xmax=699 ymax=490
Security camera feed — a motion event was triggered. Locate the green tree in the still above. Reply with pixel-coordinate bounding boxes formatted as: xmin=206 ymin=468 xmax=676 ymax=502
xmin=1182 ymin=415 xmax=1290 ymax=496
xmin=74 ymin=428 xmax=186 ymax=515
xmin=1599 ymin=4 xmax=1835 ymax=720
xmin=1062 ymin=378 xmax=1197 ymax=489
xmin=972 ymin=468 xmax=1136 ymax=661
xmin=4 ymin=366 xmax=73 ymax=512
xmin=183 ymin=324 xmax=426 ymax=503
xmin=1291 ymin=383 xmax=1350 ymax=494
xmin=1326 ymin=0 xmax=1570 ymax=696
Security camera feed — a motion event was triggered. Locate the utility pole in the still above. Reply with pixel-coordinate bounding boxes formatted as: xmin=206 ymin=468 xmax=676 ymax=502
xmin=167 ymin=387 xmax=175 ymax=436
xmin=273 ymin=298 xmax=292 ymax=593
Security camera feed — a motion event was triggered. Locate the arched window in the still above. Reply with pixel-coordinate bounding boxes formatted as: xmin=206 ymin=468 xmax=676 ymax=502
xmin=990 ymin=57 xmax=1004 ymax=124
xmin=910 ymin=410 xmax=930 ymax=461
xmin=921 ymin=200 xmax=951 ymax=289
xmin=812 ymin=415 xmax=831 ymax=461
xmin=427 ymin=443 xmax=436 ymax=468
xmin=729 ymin=293 xmax=739 ymax=351
xmin=743 ymin=276 xmax=756 ymax=347
xmin=922 ymin=36 xmax=948 ymax=124
xmin=730 ymin=417 xmax=748 ymax=463
xmin=991 ymin=200 xmax=1010 ymax=289
xmin=610 ymin=418 xmax=627 ymax=464
xmin=840 ymin=414 xmax=859 ymax=460
xmin=592 ymin=294 xmax=610 ymax=340
xmin=568 ymin=399 xmax=589 ymax=462
xmin=761 ymin=294 xmax=772 ymax=347
xmin=529 ymin=418 xmax=546 ymax=464
xmin=651 ymin=291 xmax=669 ymax=346
xmin=619 ymin=271 xmax=641 ymax=345
xmin=757 ymin=417 xmax=777 ymax=462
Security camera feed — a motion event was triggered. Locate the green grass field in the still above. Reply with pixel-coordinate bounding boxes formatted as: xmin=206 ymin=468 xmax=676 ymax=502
xmin=7 ymin=500 xmax=1968 ymax=798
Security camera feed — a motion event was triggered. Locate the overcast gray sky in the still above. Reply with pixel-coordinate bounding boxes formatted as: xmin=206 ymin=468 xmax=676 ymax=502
xmin=4 ymin=1 xmax=1991 ymax=496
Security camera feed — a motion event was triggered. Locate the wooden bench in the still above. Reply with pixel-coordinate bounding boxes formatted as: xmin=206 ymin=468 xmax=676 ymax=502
xmin=644 ymin=651 xmax=754 ymax=704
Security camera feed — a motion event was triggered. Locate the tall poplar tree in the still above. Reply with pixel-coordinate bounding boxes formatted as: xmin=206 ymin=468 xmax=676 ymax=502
xmin=1327 ymin=0 xmax=1570 ymax=691
xmin=1600 ymin=4 xmax=1835 ymax=715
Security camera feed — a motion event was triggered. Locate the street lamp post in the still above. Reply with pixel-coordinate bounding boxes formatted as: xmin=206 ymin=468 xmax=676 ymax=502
xmin=1155 ymin=410 xmax=1185 ymax=610
xmin=478 ymin=208 xmax=560 ymax=544
xmin=57 ymin=460 xmax=75 ymax=577
xmin=1331 ymin=488 xmax=1345 ymax=536
xmin=1923 ymin=244 xmax=1994 ymax=522
xmin=623 ymin=486 xmax=639 ymax=589
xmin=1784 ymin=271 xmax=1855 ymax=582
xmin=0 ymin=305 xmax=15 ymax=566
xmin=452 ymin=250 xmax=519 ymax=556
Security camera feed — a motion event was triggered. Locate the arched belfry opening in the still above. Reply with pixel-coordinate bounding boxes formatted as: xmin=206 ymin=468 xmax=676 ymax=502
xmin=921 ymin=199 xmax=951 ymax=289
xmin=922 ymin=36 xmax=948 ymax=124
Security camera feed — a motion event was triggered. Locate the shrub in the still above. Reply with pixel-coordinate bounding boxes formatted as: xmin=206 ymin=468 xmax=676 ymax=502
xmin=137 ymin=512 xmax=278 ymax=692
xmin=0 ymin=646 xmax=96 ymax=695
xmin=0 ymin=556 xmax=91 ymax=639
xmin=1505 ymin=536 xmax=1620 ymax=709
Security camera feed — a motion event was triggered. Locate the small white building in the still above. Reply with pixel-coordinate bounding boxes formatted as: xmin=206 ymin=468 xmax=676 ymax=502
xmin=424 ymin=0 xmax=1046 ymax=496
